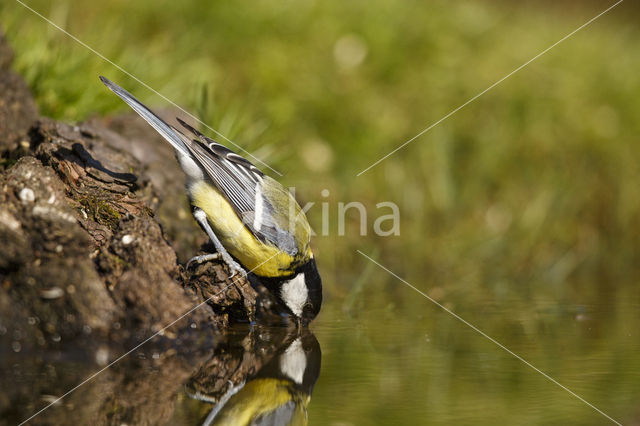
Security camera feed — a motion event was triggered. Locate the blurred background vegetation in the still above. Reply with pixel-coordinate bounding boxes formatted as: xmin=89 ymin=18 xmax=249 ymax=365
xmin=2 ymin=0 xmax=639 ymax=424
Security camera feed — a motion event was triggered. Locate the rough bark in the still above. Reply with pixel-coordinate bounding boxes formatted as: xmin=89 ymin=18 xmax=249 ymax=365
xmin=0 ymin=29 xmax=277 ymax=351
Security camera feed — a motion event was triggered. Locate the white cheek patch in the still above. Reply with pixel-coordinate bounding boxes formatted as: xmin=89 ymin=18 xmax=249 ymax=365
xmin=280 ymin=338 xmax=306 ymax=384
xmin=280 ymin=273 xmax=308 ymax=317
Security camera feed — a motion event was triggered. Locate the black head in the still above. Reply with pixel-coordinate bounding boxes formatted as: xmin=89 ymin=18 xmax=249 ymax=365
xmin=265 ymin=329 xmax=322 ymax=394
xmin=278 ymin=258 xmax=323 ymax=327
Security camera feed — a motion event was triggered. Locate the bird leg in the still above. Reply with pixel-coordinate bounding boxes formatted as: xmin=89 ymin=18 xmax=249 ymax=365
xmin=189 ymin=208 xmax=248 ymax=278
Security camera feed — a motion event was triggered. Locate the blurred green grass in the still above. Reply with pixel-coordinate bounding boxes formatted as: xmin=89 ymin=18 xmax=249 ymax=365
xmin=2 ymin=0 xmax=640 ymax=423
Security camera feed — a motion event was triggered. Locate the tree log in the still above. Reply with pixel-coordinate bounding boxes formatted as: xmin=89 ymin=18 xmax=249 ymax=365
xmin=0 ymin=30 xmax=276 ymax=351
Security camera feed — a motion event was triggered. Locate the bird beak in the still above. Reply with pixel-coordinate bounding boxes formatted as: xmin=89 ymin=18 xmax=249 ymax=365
xmin=299 ymin=316 xmax=311 ymax=329
xmin=294 ymin=317 xmax=309 ymax=332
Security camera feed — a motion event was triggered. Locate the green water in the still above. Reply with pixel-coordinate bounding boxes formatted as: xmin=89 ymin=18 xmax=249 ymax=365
xmin=4 ymin=278 xmax=638 ymax=425
xmin=310 ymin=300 xmax=640 ymax=425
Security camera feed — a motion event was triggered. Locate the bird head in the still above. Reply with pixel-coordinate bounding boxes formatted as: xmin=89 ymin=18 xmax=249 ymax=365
xmin=279 ymin=259 xmax=322 ymax=327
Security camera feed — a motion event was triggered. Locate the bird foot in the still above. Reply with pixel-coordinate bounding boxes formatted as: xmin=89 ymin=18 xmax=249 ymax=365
xmin=186 ymin=253 xmax=221 ymax=270
xmin=226 ymin=257 xmax=248 ymax=279
xmin=186 ymin=252 xmax=247 ymax=279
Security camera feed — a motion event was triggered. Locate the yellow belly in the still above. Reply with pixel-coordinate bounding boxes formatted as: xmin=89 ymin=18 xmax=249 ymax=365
xmin=190 ymin=181 xmax=295 ymax=277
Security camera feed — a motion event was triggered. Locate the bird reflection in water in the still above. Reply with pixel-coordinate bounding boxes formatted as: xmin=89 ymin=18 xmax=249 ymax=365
xmin=186 ymin=327 xmax=321 ymax=426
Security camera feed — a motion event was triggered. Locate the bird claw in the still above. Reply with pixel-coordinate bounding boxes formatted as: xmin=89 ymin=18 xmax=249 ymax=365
xmin=227 ymin=259 xmax=248 ymax=279
xmin=186 ymin=253 xmax=247 ymax=279
xmin=186 ymin=253 xmax=221 ymax=270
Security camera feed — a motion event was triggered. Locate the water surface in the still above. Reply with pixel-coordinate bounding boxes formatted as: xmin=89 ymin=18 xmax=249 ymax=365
xmin=4 ymin=279 xmax=639 ymax=425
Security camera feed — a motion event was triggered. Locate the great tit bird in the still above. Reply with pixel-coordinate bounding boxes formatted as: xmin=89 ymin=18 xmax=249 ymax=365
xmin=195 ymin=330 xmax=321 ymax=426
xmin=99 ymin=76 xmax=322 ymax=325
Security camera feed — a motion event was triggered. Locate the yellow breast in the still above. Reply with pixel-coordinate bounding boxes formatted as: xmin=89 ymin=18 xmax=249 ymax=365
xmin=211 ymin=379 xmax=307 ymax=425
xmin=190 ymin=181 xmax=295 ymax=277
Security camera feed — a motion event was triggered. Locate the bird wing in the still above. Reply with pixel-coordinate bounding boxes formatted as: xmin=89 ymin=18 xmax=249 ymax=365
xmin=177 ymin=119 xmax=310 ymax=257
xmin=99 ymin=76 xmax=310 ymax=257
